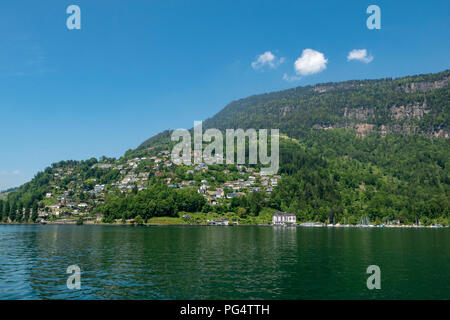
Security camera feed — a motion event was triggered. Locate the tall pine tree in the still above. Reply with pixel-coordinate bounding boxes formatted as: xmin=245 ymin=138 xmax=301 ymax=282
xmin=24 ymin=205 xmax=31 ymax=222
xmin=31 ymin=203 xmax=39 ymax=223
xmin=9 ymin=202 xmax=17 ymax=222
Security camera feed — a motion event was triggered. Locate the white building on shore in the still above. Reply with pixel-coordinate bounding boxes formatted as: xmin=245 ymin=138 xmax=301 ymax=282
xmin=272 ymin=212 xmax=296 ymax=225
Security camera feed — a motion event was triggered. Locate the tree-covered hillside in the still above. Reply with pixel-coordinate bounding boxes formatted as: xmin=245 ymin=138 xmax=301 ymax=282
xmin=271 ymin=131 xmax=449 ymax=224
xmin=199 ymin=70 xmax=449 ymax=140
xmin=2 ymin=70 xmax=449 ymax=226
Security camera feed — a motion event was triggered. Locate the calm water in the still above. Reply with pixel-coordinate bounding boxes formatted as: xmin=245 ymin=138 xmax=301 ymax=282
xmin=0 ymin=225 xmax=448 ymax=299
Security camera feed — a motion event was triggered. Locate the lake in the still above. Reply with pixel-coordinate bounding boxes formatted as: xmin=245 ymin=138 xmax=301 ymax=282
xmin=0 ymin=225 xmax=448 ymax=299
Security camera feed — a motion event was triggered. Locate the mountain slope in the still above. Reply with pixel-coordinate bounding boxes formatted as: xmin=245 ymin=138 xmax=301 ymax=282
xmin=138 ymin=70 xmax=449 ymax=150
xmin=200 ymin=70 xmax=449 ymax=139
xmin=2 ymin=70 xmax=449 ymax=225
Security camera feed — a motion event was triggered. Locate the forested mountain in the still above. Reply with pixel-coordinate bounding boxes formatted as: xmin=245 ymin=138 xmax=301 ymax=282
xmin=139 ymin=70 xmax=449 ymax=150
xmin=203 ymin=70 xmax=449 ymax=139
xmin=2 ymin=70 xmax=449 ymax=226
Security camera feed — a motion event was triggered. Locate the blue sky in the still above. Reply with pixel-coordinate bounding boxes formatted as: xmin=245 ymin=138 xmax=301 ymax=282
xmin=0 ymin=0 xmax=449 ymax=190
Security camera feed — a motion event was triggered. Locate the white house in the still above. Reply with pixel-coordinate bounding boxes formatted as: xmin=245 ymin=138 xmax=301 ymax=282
xmin=207 ymin=218 xmax=229 ymax=226
xmin=272 ymin=212 xmax=296 ymax=225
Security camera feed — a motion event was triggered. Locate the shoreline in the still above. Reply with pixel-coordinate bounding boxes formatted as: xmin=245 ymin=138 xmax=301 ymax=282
xmin=0 ymin=222 xmax=447 ymax=228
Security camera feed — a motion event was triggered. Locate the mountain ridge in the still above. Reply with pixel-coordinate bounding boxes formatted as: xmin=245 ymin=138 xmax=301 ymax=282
xmin=138 ymin=69 xmax=449 ymax=149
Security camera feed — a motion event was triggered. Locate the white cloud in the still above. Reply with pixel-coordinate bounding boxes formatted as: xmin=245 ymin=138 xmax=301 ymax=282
xmin=251 ymin=51 xmax=284 ymax=70
xmin=282 ymin=73 xmax=301 ymax=82
xmin=347 ymin=49 xmax=373 ymax=63
xmin=294 ymin=49 xmax=328 ymax=76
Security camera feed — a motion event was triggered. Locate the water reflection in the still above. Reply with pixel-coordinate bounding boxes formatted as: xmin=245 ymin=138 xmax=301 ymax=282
xmin=0 ymin=225 xmax=448 ymax=299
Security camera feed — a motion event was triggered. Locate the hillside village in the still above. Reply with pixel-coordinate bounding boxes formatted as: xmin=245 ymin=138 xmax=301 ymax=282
xmin=35 ymin=147 xmax=280 ymax=222
xmin=2 ymin=71 xmax=449 ymax=227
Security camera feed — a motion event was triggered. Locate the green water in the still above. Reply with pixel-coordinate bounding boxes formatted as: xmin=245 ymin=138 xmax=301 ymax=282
xmin=0 ymin=225 xmax=448 ymax=299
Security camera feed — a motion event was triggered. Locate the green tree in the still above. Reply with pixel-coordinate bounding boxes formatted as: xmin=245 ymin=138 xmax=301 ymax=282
xmin=9 ymin=202 xmax=17 ymax=222
xmin=17 ymin=203 xmax=24 ymax=223
xmin=248 ymin=192 xmax=264 ymax=216
xmin=237 ymin=207 xmax=247 ymax=218
xmin=135 ymin=215 xmax=144 ymax=226
xmin=0 ymin=200 xmax=4 ymax=221
xmin=24 ymin=205 xmax=31 ymax=222
xmin=2 ymin=201 xmax=10 ymax=222
xmin=31 ymin=203 xmax=39 ymax=222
